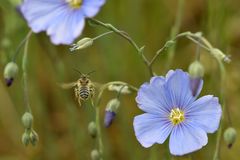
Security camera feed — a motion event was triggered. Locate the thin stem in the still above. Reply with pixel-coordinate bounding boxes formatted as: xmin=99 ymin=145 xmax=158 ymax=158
xmin=96 ymin=81 xmax=138 ymax=107
xmin=213 ymin=60 xmax=226 ymax=160
xmin=88 ymin=18 xmax=153 ymax=76
xmin=92 ymin=31 xmax=114 ymax=41
xmin=12 ymin=31 xmax=32 ymax=62
xmin=95 ymin=105 xmax=104 ymax=158
xmin=166 ymin=0 xmax=185 ymax=68
xmin=93 ymin=81 xmax=137 ymax=159
xmin=22 ymin=31 xmax=33 ymax=113
xmin=149 ymin=32 xmax=215 ymax=67
xmin=195 ymin=38 xmax=201 ymax=61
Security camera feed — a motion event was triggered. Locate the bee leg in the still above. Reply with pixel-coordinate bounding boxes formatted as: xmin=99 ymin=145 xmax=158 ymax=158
xmin=74 ymin=88 xmax=81 ymax=107
xmin=90 ymin=99 xmax=95 ymax=108
xmin=77 ymin=98 xmax=82 ymax=107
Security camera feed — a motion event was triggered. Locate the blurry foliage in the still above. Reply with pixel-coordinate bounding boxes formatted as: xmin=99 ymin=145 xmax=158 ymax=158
xmin=0 ymin=0 xmax=240 ymax=160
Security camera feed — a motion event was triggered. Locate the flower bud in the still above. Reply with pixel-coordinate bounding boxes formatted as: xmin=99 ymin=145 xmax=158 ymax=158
xmin=22 ymin=112 xmax=33 ymax=129
xmin=29 ymin=130 xmax=39 ymax=146
xmin=70 ymin=37 xmax=93 ymax=51
xmin=22 ymin=132 xmax=30 ymax=146
xmin=108 ymin=85 xmax=131 ymax=94
xmin=210 ymin=48 xmax=231 ymax=63
xmin=188 ymin=61 xmax=204 ymax=78
xmin=91 ymin=149 xmax=100 ymax=160
xmin=104 ymin=98 xmax=120 ymax=128
xmin=88 ymin=121 xmax=97 ymax=138
xmin=224 ymin=127 xmax=237 ymax=148
xmin=3 ymin=62 xmax=18 ymax=87
xmin=104 ymin=111 xmax=116 ymax=128
xmin=188 ymin=61 xmax=204 ymax=96
xmin=189 ymin=77 xmax=202 ymax=97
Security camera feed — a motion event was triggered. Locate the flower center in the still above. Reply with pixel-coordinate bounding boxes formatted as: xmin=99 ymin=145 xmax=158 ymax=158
xmin=66 ymin=0 xmax=82 ymax=9
xmin=169 ymin=108 xmax=185 ymax=125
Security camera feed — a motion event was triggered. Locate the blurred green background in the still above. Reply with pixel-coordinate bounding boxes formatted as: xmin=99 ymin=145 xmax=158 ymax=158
xmin=0 ymin=0 xmax=239 ymax=159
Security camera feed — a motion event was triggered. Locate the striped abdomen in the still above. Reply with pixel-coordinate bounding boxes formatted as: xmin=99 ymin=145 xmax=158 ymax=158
xmin=79 ymin=86 xmax=90 ymax=100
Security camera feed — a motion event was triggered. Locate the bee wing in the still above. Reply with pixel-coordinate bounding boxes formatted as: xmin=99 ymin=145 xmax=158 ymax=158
xmin=58 ymin=81 xmax=77 ymax=89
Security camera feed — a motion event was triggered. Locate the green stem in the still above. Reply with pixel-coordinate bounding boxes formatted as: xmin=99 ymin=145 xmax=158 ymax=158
xmin=12 ymin=30 xmax=32 ymax=62
xmin=88 ymin=18 xmax=153 ymax=76
xmin=93 ymin=81 xmax=137 ymax=159
xmin=96 ymin=81 xmax=138 ymax=107
xmin=213 ymin=60 xmax=226 ymax=160
xmin=92 ymin=31 xmax=114 ymax=41
xmin=166 ymin=0 xmax=185 ymax=68
xmin=22 ymin=31 xmax=32 ymax=113
xmin=95 ymin=105 xmax=104 ymax=158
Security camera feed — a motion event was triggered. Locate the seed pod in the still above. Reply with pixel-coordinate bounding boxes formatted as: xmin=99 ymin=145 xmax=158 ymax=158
xmin=22 ymin=112 xmax=33 ymax=129
xmin=224 ymin=127 xmax=237 ymax=148
xmin=3 ymin=62 xmax=18 ymax=87
xmin=91 ymin=149 xmax=100 ymax=160
xmin=88 ymin=121 xmax=97 ymax=138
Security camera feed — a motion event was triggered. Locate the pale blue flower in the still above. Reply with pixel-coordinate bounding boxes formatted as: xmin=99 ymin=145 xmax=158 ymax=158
xmin=20 ymin=0 xmax=105 ymax=45
xmin=133 ymin=69 xmax=222 ymax=156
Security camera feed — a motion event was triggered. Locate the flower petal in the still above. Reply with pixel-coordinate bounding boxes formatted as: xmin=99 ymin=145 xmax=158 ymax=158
xmin=166 ymin=69 xmax=195 ymax=109
xmin=133 ymin=113 xmax=173 ymax=148
xmin=169 ymin=123 xmax=208 ymax=156
xmin=136 ymin=77 xmax=172 ymax=115
xmin=82 ymin=0 xmax=105 ymax=17
xmin=49 ymin=11 xmax=85 ymax=45
xmin=20 ymin=0 xmax=67 ymax=33
xmin=185 ymin=95 xmax=222 ymax=133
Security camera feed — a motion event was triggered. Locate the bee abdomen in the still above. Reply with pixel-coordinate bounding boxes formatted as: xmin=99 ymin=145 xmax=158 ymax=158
xmin=79 ymin=87 xmax=90 ymax=100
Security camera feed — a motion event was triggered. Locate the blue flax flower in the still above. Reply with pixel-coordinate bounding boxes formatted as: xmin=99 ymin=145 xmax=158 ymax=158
xmin=133 ymin=69 xmax=222 ymax=156
xmin=20 ymin=0 xmax=105 ymax=45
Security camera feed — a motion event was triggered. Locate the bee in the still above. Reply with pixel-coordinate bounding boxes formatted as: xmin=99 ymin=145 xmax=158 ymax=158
xmin=59 ymin=70 xmax=95 ymax=106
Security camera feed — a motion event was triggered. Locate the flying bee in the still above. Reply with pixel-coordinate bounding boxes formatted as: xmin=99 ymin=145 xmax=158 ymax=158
xmin=59 ymin=70 xmax=95 ymax=107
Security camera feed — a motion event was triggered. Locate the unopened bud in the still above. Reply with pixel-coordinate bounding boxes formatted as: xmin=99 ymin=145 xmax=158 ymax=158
xmin=22 ymin=132 xmax=30 ymax=146
xmin=91 ymin=149 xmax=100 ymax=160
xmin=3 ymin=62 xmax=18 ymax=87
xmin=70 ymin=38 xmax=93 ymax=51
xmin=106 ymin=98 xmax=120 ymax=113
xmin=88 ymin=121 xmax=97 ymax=138
xmin=224 ymin=127 xmax=237 ymax=148
xmin=210 ymin=48 xmax=231 ymax=63
xmin=108 ymin=85 xmax=131 ymax=94
xmin=29 ymin=130 xmax=39 ymax=146
xmin=188 ymin=61 xmax=204 ymax=78
xmin=22 ymin=112 xmax=33 ymax=129
xmin=104 ymin=99 xmax=120 ymax=128
xmin=189 ymin=78 xmax=202 ymax=97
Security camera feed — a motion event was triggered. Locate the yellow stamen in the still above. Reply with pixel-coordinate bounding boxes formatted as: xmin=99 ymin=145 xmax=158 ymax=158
xmin=66 ymin=0 xmax=82 ymax=9
xmin=169 ymin=108 xmax=185 ymax=125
